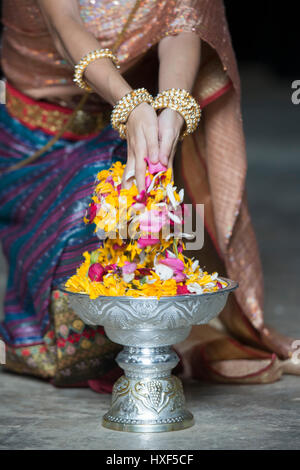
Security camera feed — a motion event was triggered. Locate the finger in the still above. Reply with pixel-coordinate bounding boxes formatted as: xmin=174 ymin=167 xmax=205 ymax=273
xmin=158 ymin=129 xmax=175 ymax=166
xmin=166 ymin=142 xmax=176 ymax=180
xmin=122 ymin=147 xmax=135 ymax=190
xmin=145 ymin=125 xmax=159 ymax=164
xmin=134 ymin=145 xmax=147 ymax=193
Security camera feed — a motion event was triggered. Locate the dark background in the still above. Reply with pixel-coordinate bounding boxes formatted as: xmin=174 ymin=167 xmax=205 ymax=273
xmin=225 ymin=0 xmax=300 ymax=77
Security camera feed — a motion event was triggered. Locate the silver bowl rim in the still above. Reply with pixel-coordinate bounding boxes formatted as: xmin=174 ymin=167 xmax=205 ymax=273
xmin=59 ymin=276 xmax=238 ymax=302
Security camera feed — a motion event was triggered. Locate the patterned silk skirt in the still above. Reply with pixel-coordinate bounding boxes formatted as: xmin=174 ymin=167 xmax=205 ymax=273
xmin=0 ymin=97 xmax=130 ymax=392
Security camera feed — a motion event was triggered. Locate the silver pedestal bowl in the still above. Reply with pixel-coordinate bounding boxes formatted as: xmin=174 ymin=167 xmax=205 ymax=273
xmin=60 ymin=277 xmax=237 ymax=433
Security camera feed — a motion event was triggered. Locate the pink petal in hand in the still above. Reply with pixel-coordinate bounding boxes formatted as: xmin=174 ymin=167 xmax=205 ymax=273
xmin=159 ymin=257 xmax=184 ymax=272
xmin=145 ymin=157 xmax=167 ymax=175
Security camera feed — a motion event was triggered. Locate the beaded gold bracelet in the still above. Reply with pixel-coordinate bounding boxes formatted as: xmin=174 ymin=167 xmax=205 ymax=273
xmin=111 ymin=88 xmax=154 ymax=139
xmin=73 ymin=49 xmax=120 ymax=92
xmin=153 ymin=88 xmax=201 ymax=140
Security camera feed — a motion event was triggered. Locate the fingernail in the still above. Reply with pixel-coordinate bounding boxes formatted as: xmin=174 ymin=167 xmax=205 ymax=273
xmin=150 ymin=154 xmax=159 ymax=163
xmin=160 ymin=155 xmax=168 ymax=165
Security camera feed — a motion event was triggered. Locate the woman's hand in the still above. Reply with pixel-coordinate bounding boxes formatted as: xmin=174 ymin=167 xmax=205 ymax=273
xmin=122 ymin=102 xmax=159 ymax=192
xmin=157 ymin=108 xmax=184 ymax=171
xmin=122 ymin=106 xmax=184 ymax=191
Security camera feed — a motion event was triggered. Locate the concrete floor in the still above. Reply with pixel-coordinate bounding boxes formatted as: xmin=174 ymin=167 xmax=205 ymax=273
xmin=0 ymin=65 xmax=299 ymax=449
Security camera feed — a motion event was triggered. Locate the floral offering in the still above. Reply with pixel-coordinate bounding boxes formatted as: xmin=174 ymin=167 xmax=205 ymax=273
xmin=65 ymin=159 xmax=227 ymax=299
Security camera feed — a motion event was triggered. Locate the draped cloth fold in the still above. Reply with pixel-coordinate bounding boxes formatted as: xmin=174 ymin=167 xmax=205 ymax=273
xmin=0 ymin=0 xmax=299 ymax=391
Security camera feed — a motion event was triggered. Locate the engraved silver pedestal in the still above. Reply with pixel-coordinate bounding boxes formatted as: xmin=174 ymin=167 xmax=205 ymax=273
xmin=61 ymin=277 xmax=237 ymax=433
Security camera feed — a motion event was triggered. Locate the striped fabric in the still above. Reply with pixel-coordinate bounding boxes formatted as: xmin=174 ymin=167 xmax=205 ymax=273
xmin=0 ymin=105 xmax=127 ymax=348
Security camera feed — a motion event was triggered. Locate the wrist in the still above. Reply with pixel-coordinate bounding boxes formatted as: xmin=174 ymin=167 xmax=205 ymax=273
xmin=169 ymin=108 xmax=185 ymax=127
xmin=128 ymin=101 xmax=153 ymax=121
xmin=153 ymin=89 xmax=201 ymax=140
xmin=111 ymin=88 xmax=154 ymax=139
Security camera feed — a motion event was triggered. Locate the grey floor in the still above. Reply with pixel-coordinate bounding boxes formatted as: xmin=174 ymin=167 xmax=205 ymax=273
xmin=0 ymin=65 xmax=299 ymax=450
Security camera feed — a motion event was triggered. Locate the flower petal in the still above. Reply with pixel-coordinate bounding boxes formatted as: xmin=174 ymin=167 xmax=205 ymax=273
xmin=145 ymin=157 xmax=167 ymax=175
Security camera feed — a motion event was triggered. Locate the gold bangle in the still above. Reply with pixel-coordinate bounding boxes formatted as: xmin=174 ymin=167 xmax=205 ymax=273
xmin=111 ymin=88 xmax=154 ymax=139
xmin=73 ymin=49 xmax=120 ymax=92
xmin=153 ymin=88 xmax=201 ymax=140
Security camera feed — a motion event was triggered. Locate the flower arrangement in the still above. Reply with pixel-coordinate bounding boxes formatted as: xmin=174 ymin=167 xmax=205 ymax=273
xmin=65 ymin=159 xmax=227 ymax=299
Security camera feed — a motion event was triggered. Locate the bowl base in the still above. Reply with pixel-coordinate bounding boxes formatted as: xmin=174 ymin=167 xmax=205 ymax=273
xmin=101 ymin=373 xmax=194 ymax=433
xmin=102 ymin=411 xmax=194 ymax=433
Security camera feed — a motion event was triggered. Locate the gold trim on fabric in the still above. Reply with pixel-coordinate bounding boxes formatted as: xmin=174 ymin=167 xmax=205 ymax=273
xmin=194 ymin=55 xmax=231 ymax=105
xmin=6 ymin=90 xmax=110 ymax=136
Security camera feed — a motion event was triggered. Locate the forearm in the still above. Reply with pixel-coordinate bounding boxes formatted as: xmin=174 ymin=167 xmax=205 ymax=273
xmin=38 ymin=0 xmax=131 ymax=106
xmin=158 ymin=32 xmax=201 ymax=92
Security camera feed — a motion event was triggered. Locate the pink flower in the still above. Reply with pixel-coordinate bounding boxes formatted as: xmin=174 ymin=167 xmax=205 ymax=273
xmin=122 ymin=261 xmax=137 ymax=275
xmin=145 ymin=157 xmax=167 ymax=175
xmin=135 ymin=267 xmax=152 ymax=279
xmin=113 ymin=242 xmax=127 ymax=251
xmin=88 ymin=263 xmax=105 ymax=282
xmin=217 ymin=281 xmax=223 ymax=289
xmin=106 ymin=176 xmax=114 ymax=185
xmin=160 ymin=257 xmax=184 ymax=271
xmin=159 ymin=257 xmax=186 ymax=282
xmin=174 ymin=272 xmax=186 ymax=282
xmin=134 ymin=190 xmax=147 ymax=204
xmin=177 ymin=284 xmax=190 ymax=295
xmin=104 ymin=264 xmax=117 ymax=272
xmin=86 ymin=202 xmax=97 ymax=224
xmin=137 ymin=237 xmax=160 ymax=248
xmin=139 ymin=209 xmax=168 ymax=233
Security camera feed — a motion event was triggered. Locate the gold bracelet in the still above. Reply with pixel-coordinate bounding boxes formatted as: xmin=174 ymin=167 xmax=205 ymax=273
xmin=73 ymin=49 xmax=120 ymax=92
xmin=153 ymin=88 xmax=201 ymax=140
xmin=111 ymin=88 xmax=154 ymax=139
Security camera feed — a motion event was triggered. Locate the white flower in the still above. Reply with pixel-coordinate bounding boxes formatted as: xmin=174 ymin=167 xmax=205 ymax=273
xmin=147 ymin=171 xmax=165 ymax=192
xmin=204 ymin=282 xmax=215 ymax=288
xmin=123 ymin=273 xmax=135 ymax=283
xmin=166 ymin=183 xmax=178 ymax=209
xmin=168 ymin=211 xmax=182 ymax=224
xmin=164 ymin=231 xmax=195 ymax=241
xmin=181 ymin=232 xmax=195 ymax=239
xmin=187 ymin=283 xmax=203 ymax=294
xmin=211 ymin=272 xmax=218 ymax=281
xmin=164 ymin=231 xmax=195 ymax=242
xmin=178 ymin=188 xmax=184 ymax=203
xmin=96 ymin=228 xmax=106 ymax=240
xmin=139 ymin=250 xmax=146 ymax=264
xmin=154 ymin=263 xmax=174 ymax=281
xmin=166 ymin=249 xmax=177 ymax=258
xmin=191 ymin=260 xmax=199 ymax=272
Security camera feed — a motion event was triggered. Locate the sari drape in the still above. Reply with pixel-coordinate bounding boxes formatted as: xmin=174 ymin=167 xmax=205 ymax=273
xmin=0 ymin=0 xmax=299 ymax=392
